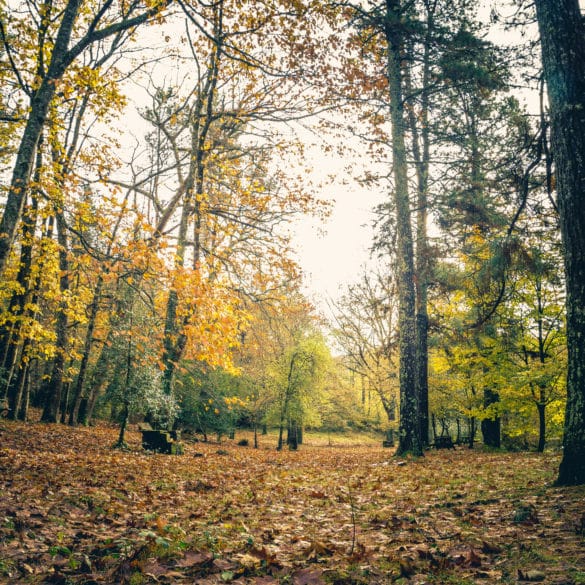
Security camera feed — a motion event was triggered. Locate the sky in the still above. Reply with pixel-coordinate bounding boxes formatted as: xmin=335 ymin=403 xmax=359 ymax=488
xmin=286 ymin=134 xmax=386 ymax=312
xmin=292 ymin=177 xmax=382 ymax=310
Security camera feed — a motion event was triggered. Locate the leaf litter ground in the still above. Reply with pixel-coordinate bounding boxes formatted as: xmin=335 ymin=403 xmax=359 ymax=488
xmin=0 ymin=421 xmax=584 ymax=584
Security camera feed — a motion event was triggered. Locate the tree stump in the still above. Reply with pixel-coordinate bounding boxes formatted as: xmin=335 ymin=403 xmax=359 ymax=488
xmin=382 ymin=429 xmax=395 ymax=448
xmin=433 ymin=435 xmax=455 ymax=449
xmin=140 ymin=427 xmax=184 ymax=455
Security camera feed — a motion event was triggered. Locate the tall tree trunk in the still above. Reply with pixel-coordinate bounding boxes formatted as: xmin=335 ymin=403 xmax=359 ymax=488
xmin=7 ymin=338 xmax=30 ymax=420
xmin=0 ymin=0 xmax=84 ymax=275
xmin=481 ymin=388 xmax=501 ymax=448
xmin=17 ymin=364 xmax=30 ymax=421
xmin=116 ymin=401 xmax=130 ymax=448
xmin=277 ymin=421 xmax=285 ymax=451
xmin=5 ymin=342 xmax=24 ymax=420
xmin=8 ymin=356 xmax=31 ymax=421
xmin=535 ymin=282 xmax=547 ymax=453
xmin=69 ymin=275 xmax=104 ymax=425
xmin=115 ymin=322 xmax=134 ymax=448
xmin=468 ymin=417 xmax=476 ymax=449
xmin=39 ymin=319 xmax=67 ymax=424
xmin=60 ymin=382 xmax=72 ymax=424
xmin=41 ymin=213 xmax=70 ymax=423
xmin=384 ymin=0 xmax=422 ymax=457
xmin=0 ymin=293 xmax=26 ymax=403
xmin=537 ymin=395 xmax=546 ymax=453
xmin=405 ymin=16 xmax=432 ymax=447
xmin=161 ymin=196 xmax=194 ymax=394
xmin=535 ymin=0 xmax=585 ymax=485
xmin=0 ymin=84 xmax=56 ymax=275
xmin=84 ymin=378 xmax=108 ymax=426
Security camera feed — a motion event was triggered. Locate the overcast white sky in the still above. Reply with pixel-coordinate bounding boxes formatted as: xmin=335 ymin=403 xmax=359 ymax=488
xmin=291 ymin=164 xmax=383 ymax=311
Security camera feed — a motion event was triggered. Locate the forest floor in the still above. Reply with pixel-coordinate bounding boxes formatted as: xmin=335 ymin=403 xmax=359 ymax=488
xmin=0 ymin=420 xmax=584 ymax=585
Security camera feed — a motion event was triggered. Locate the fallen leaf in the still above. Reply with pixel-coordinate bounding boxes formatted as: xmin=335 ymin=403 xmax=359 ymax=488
xmin=292 ymin=567 xmax=325 ymax=585
xmin=304 ymin=540 xmax=334 ymax=560
xmin=213 ymin=558 xmax=238 ymax=571
xmin=399 ymin=557 xmax=416 ymax=577
xmin=175 ymin=550 xmax=214 ymax=568
xmin=481 ymin=540 xmax=502 ymax=554
xmin=464 ymin=547 xmax=482 ymax=568
xmin=518 ymin=569 xmax=546 ymax=581
xmin=235 ymin=552 xmax=262 ymax=570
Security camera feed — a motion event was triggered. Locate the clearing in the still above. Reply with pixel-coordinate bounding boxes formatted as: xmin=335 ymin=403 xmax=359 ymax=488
xmin=0 ymin=420 xmax=584 ymax=584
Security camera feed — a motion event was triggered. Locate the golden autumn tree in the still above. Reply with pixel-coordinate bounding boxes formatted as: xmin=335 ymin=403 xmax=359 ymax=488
xmin=1 ymin=0 xmax=329 ymax=426
xmin=0 ymin=14 xmax=146 ymax=422
xmin=110 ymin=0 xmax=330 ymax=402
xmin=0 ymin=0 xmax=175 ymax=277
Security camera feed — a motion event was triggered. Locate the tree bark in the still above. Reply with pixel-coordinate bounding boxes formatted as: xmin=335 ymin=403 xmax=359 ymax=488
xmin=537 ymin=397 xmax=546 ymax=453
xmin=7 ymin=338 xmax=30 ymax=420
xmin=404 ymin=2 xmax=434 ymax=449
xmin=468 ymin=417 xmax=476 ymax=449
xmin=384 ymin=0 xmax=422 ymax=457
xmin=69 ymin=274 xmax=104 ymax=425
xmin=0 ymin=0 xmax=83 ymax=275
xmin=534 ymin=0 xmax=585 ymax=485
xmin=277 ymin=353 xmax=297 ymax=451
xmin=41 ymin=213 xmax=70 ymax=423
xmin=481 ymin=388 xmax=501 ymax=448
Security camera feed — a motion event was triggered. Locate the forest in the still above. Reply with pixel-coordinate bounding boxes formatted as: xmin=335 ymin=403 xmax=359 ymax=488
xmin=1 ymin=0 xmax=585 ymax=582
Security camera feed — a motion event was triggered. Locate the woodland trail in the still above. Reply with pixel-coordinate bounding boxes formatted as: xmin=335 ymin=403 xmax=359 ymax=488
xmin=0 ymin=420 xmax=584 ymax=584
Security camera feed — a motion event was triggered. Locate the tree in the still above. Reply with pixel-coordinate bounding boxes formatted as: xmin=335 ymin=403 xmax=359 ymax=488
xmin=0 ymin=41 xmax=142 ymax=423
xmin=331 ymin=267 xmax=399 ymax=426
xmin=0 ymin=0 xmax=173 ymax=276
xmin=112 ymin=0 xmax=329 ymax=400
xmin=104 ymin=282 xmax=178 ymax=448
xmin=175 ymin=365 xmax=249 ymax=442
xmin=233 ymin=286 xmax=328 ymax=450
xmin=428 ymin=20 xmax=554 ymax=449
xmin=534 ymin=0 xmax=585 ymax=484
xmin=272 ymin=331 xmax=330 ymax=450
xmin=381 ymin=0 xmax=421 ymax=456
xmin=344 ymin=1 xmax=499 ymax=455
xmin=499 ymin=235 xmax=566 ymax=452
